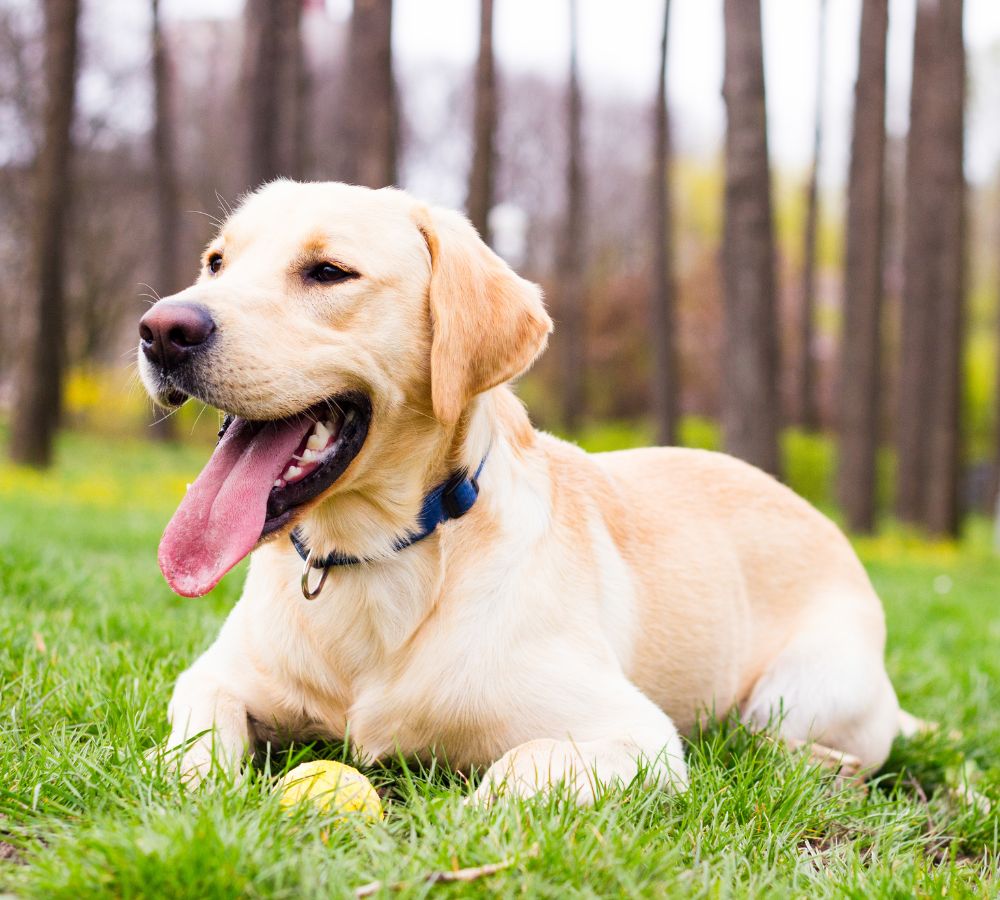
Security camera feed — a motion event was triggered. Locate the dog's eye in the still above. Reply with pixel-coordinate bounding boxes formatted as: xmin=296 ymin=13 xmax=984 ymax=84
xmin=207 ymin=253 xmax=223 ymax=274
xmin=307 ymin=262 xmax=354 ymax=284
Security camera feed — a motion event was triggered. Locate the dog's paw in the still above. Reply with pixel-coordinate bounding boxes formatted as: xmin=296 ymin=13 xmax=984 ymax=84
xmin=472 ymin=739 xmax=594 ymax=806
xmin=143 ymin=741 xmax=205 ymax=786
xmin=144 ymin=736 xmax=242 ymax=789
xmin=177 ymin=745 xmax=218 ymax=787
xmin=471 ymin=737 xmax=687 ymax=807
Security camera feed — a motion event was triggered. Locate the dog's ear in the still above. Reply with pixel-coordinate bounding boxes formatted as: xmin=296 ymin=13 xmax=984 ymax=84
xmin=413 ymin=205 xmax=552 ymax=425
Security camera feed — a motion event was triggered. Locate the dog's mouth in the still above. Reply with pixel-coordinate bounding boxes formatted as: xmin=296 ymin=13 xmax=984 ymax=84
xmin=158 ymin=393 xmax=371 ymax=597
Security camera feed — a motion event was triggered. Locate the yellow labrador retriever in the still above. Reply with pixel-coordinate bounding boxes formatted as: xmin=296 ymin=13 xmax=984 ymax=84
xmin=139 ymin=180 xmax=907 ymax=802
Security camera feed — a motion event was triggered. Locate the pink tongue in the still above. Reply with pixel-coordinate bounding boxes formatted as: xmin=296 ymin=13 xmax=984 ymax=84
xmin=159 ymin=417 xmax=311 ymax=597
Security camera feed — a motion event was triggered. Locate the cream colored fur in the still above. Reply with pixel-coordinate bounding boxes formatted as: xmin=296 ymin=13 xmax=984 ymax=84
xmin=144 ymin=180 xmax=903 ymax=803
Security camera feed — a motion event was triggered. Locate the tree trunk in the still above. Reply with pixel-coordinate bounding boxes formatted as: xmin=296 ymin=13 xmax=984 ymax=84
xmin=995 ymin=220 xmax=1000 ymax=546
xmin=896 ymin=0 xmax=965 ymax=535
xmin=795 ymin=0 xmax=827 ymax=431
xmin=896 ymin=0 xmax=936 ymax=524
xmin=242 ymin=0 xmax=304 ymax=188
xmin=650 ymin=0 xmax=677 ymax=446
xmin=9 ymin=0 xmax=80 ymax=467
xmin=837 ymin=0 xmax=888 ymax=533
xmin=721 ymin=0 xmax=781 ymax=476
xmin=292 ymin=7 xmax=311 ymax=180
xmin=148 ymin=0 xmax=180 ymax=442
xmin=558 ymin=0 xmax=586 ymax=432
xmin=466 ymin=0 xmax=496 ymax=244
xmin=341 ymin=0 xmax=397 ymax=188
xmin=993 ymin=268 xmax=1000 ymax=551
xmin=921 ymin=0 xmax=965 ymax=536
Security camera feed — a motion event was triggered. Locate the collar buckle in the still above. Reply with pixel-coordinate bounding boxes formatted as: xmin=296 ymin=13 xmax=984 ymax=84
xmin=441 ymin=472 xmax=480 ymax=520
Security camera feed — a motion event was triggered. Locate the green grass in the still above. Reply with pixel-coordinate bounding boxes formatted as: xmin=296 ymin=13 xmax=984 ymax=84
xmin=1 ymin=429 xmax=999 ymax=898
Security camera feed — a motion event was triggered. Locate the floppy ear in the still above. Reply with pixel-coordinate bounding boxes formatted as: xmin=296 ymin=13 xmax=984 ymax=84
xmin=414 ymin=205 xmax=552 ymax=425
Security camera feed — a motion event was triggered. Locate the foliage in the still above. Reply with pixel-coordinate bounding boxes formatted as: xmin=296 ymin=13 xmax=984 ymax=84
xmin=781 ymin=428 xmax=835 ymax=507
xmin=0 ymin=430 xmax=998 ymax=897
xmin=63 ymin=367 xmax=223 ymax=444
xmin=964 ymin=324 xmax=997 ymax=463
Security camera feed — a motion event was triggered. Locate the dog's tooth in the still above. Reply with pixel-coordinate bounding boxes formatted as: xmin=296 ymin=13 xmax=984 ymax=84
xmin=273 ymin=479 xmax=282 ymax=488
xmin=301 ymin=449 xmax=317 ymax=463
xmin=313 ymin=421 xmax=331 ymax=445
xmin=285 ymin=465 xmax=302 ymax=480
xmin=306 ymin=433 xmax=324 ymax=451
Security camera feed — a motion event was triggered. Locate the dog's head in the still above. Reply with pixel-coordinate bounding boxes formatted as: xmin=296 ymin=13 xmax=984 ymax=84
xmin=139 ymin=180 xmax=550 ymax=596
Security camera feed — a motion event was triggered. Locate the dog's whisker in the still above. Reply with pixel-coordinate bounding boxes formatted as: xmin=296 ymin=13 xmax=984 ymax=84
xmin=323 ymin=396 xmax=346 ymax=421
xmin=188 ymin=208 xmax=224 ymax=229
xmin=189 ymin=402 xmax=209 ymax=435
xmin=150 ymin=403 xmax=185 ymax=429
xmin=138 ymin=283 xmax=162 ymax=302
xmin=399 ymin=402 xmax=436 ymax=423
xmin=215 ymin=190 xmax=234 ymax=219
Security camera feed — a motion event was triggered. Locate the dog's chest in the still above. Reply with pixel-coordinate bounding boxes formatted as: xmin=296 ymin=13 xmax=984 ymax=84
xmin=240 ymin=517 xmax=608 ymax=768
xmin=343 ymin=634 xmax=523 ymax=768
xmin=244 ymin=566 xmax=535 ymax=767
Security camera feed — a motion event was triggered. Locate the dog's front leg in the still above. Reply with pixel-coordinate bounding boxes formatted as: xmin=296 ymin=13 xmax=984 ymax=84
xmin=159 ymin=663 xmax=252 ymax=784
xmin=473 ymin=684 xmax=688 ymax=805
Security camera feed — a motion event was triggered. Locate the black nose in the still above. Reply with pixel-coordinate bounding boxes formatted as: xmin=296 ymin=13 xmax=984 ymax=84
xmin=139 ymin=301 xmax=216 ymax=370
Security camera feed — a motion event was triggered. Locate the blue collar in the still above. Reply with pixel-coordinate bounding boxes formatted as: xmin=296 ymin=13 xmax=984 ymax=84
xmin=290 ymin=449 xmax=489 ymax=586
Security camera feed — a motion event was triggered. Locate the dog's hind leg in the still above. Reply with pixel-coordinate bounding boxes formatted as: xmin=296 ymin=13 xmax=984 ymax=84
xmin=740 ymin=596 xmax=901 ymax=774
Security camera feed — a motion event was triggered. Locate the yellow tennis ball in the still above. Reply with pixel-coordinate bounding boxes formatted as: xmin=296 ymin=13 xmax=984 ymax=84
xmin=276 ymin=760 xmax=383 ymax=822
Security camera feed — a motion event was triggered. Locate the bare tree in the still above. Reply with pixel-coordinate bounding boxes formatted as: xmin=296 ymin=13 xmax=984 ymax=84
xmin=241 ymin=0 xmax=304 ymax=188
xmin=650 ymin=0 xmax=677 ymax=446
xmin=921 ymin=0 xmax=965 ymax=536
xmin=341 ymin=0 xmax=396 ymax=188
xmin=68 ymin=157 xmax=153 ymax=368
xmin=837 ymin=0 xmax=888 ymax=534
xmin=896 ymin=0 xmax=965 ymax=535
xmin=148 ymin=0 xmax=179 ymax=441
xmin=721 ymin=0 xmax=780 ymax=476
xmin=0 ymin=8 xmax=42 ymax=380
xmin=895 ymin=0 xmax=936 ymax=523
xmin=9 ymin=0 xmax=80 ymax=467
xmin=995 ymin=248 xmax=1000 ymax=547
xmin=795 ymin=0 xmax=827 ymax=431
xmin=558 ymin=0 xmax=587 ymax=431
xmin=995 ymin=208 xmax=1000 ymax=542
xmin=467 ymin=0 xmax=496 ymax=243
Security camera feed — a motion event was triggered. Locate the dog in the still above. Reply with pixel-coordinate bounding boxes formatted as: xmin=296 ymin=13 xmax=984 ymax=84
xmin=139 ymin=180 xmax=909 ymax=802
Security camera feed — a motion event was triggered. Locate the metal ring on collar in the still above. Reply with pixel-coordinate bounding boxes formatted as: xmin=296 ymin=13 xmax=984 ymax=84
xmin=300 ymin=548 xmax=329 ymax=600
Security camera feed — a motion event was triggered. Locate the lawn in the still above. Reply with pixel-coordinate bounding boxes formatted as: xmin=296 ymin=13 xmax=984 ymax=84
xmin=1 ymin=429 xmax=998 ymax=898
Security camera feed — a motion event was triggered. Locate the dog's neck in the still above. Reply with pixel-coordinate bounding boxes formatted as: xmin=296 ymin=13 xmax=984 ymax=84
xmin=275 ymin=388 xmax=535 ymax=656
xmin=293 ymin=386 xmax=529 ymax=567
